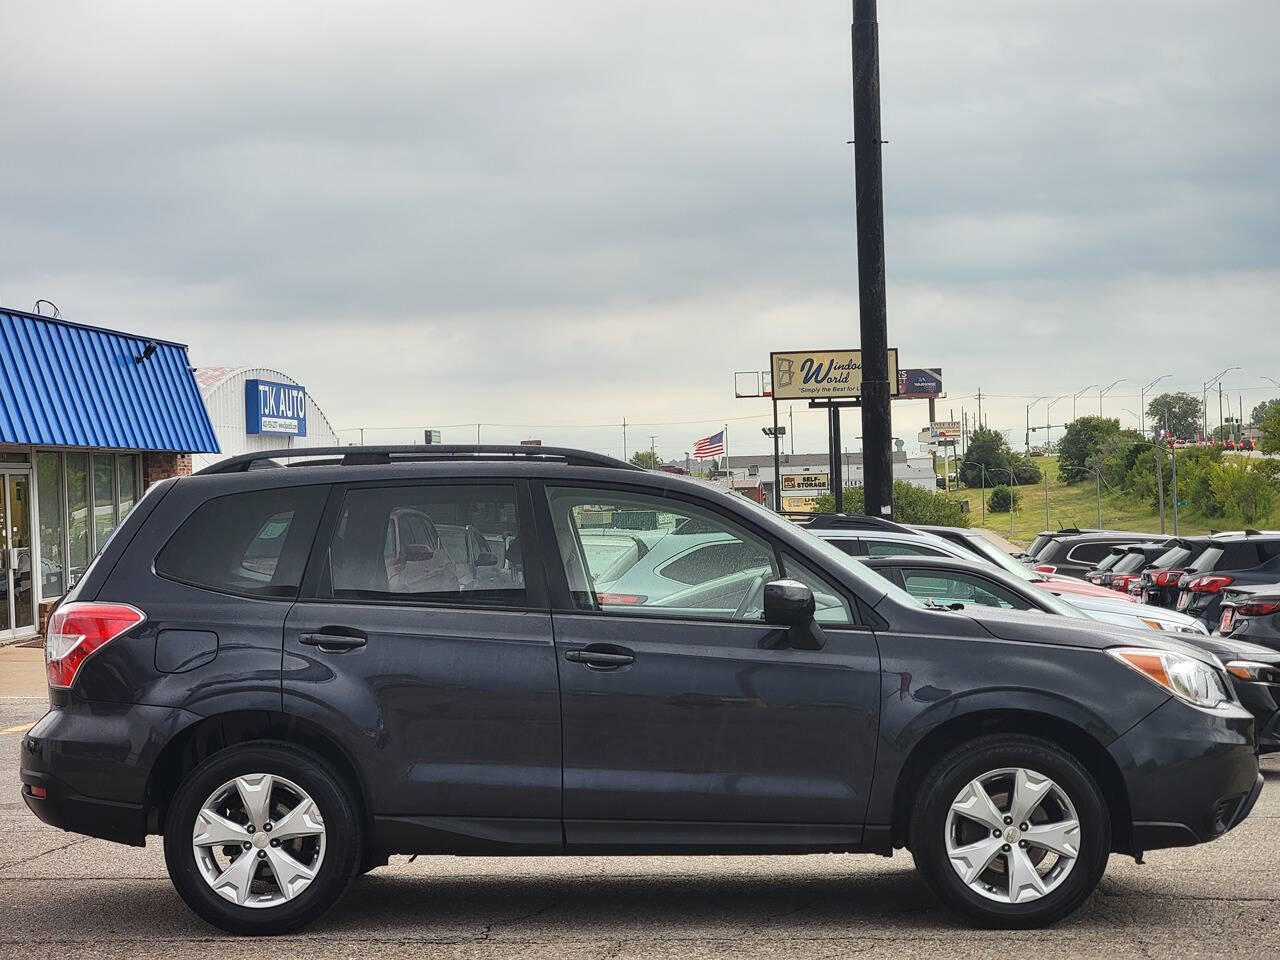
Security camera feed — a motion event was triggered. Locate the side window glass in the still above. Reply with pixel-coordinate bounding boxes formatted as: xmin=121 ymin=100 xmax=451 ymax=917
xmin=865 ymin=540 xmax=946 ymax=558
xmin=900 ymin=569 xmax=1028 ymax=610
xmin=327 ymin=485 xmax=525 ymax=606
xmin=827 ymin=539 xmax=861 ymax=557
xmin=780 ymin=553 xmax=854 ymax=624
xmin=545 ymin=486 xmax=777 ymax=619
xmin=156 ymin=486 xmax=328 ymax=598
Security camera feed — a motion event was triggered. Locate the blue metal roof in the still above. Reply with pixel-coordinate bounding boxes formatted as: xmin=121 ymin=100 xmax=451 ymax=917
xmin=0 ymin=308 xmax=220 ymax=452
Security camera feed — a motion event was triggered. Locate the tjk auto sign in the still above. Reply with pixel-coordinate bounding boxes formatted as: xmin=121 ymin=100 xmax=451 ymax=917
xmin=245 ymin=379 xmax=308 ymax=436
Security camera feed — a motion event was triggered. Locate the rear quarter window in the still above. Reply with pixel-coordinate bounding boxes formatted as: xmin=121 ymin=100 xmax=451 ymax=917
xmin=156 ymin=486 xmax=328 ymax=598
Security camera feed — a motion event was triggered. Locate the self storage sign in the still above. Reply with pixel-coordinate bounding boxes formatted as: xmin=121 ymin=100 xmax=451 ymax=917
xmin=246 ymin=379 xmax=308 ymax=436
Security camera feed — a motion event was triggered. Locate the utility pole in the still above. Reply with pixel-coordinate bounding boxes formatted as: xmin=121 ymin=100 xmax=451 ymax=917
xmin=1203 ymin=367 xmax=1239 ymax=439
xmin=852 ymin=0 xmax=894 ymax=519
xmin=976 ymin=388 xmax=983 ymax=427
xmin=1167 ymin=411 xmax=1180 ymax=535
xmin=622 ymin=418 xmax=627 ymax=460
xmin=1025 ymin=397 xmax=1044 ymax=454
xmin=649 ymin=435 xmax=657 ymax=463
xmin=1218 ymin=381 xmax=1225 ymax=441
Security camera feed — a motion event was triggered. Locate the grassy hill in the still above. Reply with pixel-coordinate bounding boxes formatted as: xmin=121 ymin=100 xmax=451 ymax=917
xmin=939 ymin=456 xmax=1271 ymax=547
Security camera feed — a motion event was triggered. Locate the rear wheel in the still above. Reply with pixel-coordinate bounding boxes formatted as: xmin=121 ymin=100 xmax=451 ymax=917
xmin=163 ymin=742 xmax=362 ymax=935
xmin=910 ymin=734 xmax=1110 ymax=928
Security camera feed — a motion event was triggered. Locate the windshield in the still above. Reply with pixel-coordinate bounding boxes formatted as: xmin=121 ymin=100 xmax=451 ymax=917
xmin=1152 ymin=544 xmax=1191 ymax=569
xmin=725 ymin=492 xmax=925 ymax=609
xmin=962 ymin=535 xmax=1040 ymax=583
xmin=1111 ymin=551 xmax=1149 ymax=574
xmin=1093 ymin=551 xmax=1124 ymax=573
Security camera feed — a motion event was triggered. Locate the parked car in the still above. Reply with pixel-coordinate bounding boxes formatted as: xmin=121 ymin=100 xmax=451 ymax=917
xmin=1132 ymin=537 xmax=1216 ymax=608
xmin=435 ymin=523 xmax=506 ymax=591
xmin=22 ymin=445 xmax=1260 ymax=933
xmin=1174 ymin=532 xmax=1280 ymax=628
xmin=906 ymin=524 xmax=1134 ymax=603
xmin=1085 ymin=543 xmax=1171 ymax=593
xmin=1217 ymin=585 xmax=1280 ymax=648
xmin=1024 ymin=530 xmax=1151 ymax=580
xmin=859 ymin=555 xmax=1207 ymax=636
xmin=863 ymin=555 xmax=1276 ymax=752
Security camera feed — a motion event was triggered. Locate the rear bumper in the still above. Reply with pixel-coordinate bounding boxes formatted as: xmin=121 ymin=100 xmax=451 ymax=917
xmin=1110 ymin=696 xmax=1260 ymax=853
xmin=19 ymin=702 xmax=198 ymax=846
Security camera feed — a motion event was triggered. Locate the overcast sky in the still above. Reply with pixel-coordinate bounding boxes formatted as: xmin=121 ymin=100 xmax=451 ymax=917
xmin=2 ymin=1 xmax=1277 ymax=460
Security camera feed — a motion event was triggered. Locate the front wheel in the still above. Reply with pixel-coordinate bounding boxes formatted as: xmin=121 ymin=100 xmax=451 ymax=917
xmin=163 ymin=742 xmax=363 ymax=935
xmin=910 ymin=734 xmax=1110 ymax=928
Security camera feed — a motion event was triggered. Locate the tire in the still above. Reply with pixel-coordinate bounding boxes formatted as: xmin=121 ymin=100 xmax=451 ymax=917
xmin=909 ymin=734 xmax=1110 ymax=928
xmin=163 ymin=741 xmax=363 ymax=935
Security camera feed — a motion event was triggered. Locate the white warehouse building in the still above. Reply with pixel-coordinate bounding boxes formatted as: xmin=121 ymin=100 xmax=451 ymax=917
xmin=192 ymin=367 xmax=340 ymax=472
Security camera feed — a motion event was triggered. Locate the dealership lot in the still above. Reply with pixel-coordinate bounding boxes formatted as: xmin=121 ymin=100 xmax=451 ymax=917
xmin=2 ymin=685 xmax=1277 ymax=959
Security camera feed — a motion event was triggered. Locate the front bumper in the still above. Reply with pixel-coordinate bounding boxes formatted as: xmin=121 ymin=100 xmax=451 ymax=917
xmin=20 ymin=702 xmax=198 ymax=846
xmin=1109 ymin=696 xmax=1260 ymax=853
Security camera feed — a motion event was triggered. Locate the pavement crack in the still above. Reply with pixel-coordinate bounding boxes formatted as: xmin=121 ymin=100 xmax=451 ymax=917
xmin=0 ymin=836 xmax=88 ymax=872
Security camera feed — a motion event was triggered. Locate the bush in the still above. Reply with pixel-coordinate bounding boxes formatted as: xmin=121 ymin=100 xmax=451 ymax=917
xmin=1009 ymin=452 xmax=1042 ymax=485
xmin=989 ymin=486 xmax=1019 ymax=513
xmin=1209 ymin=462 xmax=1278 ymax=525
xmin=810 ymin=481 xmax=970 ymax=527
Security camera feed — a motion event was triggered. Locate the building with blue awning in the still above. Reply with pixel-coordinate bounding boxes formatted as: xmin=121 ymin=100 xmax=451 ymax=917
xmin=0 ymin=306 xmax=219 ymax=639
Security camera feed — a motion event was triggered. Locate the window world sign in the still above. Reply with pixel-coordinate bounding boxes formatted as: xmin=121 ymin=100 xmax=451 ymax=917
xmin=245 ymin=379 xmax=308 ymax=436
xmin=769 ymin=349 xmax=900 ymax=401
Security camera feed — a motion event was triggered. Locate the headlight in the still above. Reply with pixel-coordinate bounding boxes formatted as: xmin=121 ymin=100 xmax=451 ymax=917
xmin=1225 ymin=660 xmax=1280 ymax=683
xmin=1109 ymin=647 xmax=1233 ymax=709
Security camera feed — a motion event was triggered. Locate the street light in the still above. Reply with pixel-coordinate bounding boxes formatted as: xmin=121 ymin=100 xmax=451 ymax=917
xmin=1139 ymin=375 xmax=1171 ymax=438
xmin=960 ymin=460 xmax=987 ymax=526
xmin=1025 ymin=396 xmax=1045 ymax=454
xmin=1072 ymin=384 xmax=1096 ymax=422
xmin=1263 ymin=376 xmax=1280 ymax=392
xmin=1099 ymin=379 xmax=1124 ymax=417
xmin=1202 ymin=367 xmax=1240 ymax=439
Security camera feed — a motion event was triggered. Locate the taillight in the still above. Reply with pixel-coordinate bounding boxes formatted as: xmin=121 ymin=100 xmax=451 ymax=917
xmin=45 ymin=602 xmax=146 ymax=689
xmin=594 ymin=593 xmax=648 ymax=606
xmin=1034 ymin=564 xmax=1056 ymax=574
xmin=1154 ymin=570 xmax=1184 ymax=587
xmin=1237 ymin=599 xmax=1280 ymax=617
xmin=1190 ymin=575 xmax=1234 ymax=594
xmin=1112 ymin=575 xmax=1135 ymax=591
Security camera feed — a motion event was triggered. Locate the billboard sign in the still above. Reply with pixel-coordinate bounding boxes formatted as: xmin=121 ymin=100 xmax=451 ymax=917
xmin=781 ymin=473 xmax=830 ymax=491
xmin=898 ymin=367 xmax=943 ymax=398
xmin=930 ymin=420 xmax=962 ymax=442
xmin=769 ymin=349 xmax=899 ymax=402
xmin=781 ymin=495 xmax=824 ymax=513
xmin=245 ymin=379 xmax=307 ymax=436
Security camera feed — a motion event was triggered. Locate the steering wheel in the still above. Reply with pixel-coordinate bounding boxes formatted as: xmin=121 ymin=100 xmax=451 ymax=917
xmin=732 ymin=570 xmax=769 ymax=621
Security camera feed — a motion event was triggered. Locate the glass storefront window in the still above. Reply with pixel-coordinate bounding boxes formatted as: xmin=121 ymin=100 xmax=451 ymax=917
xmin=117 ymin=455 xmax=137 ymax=520
xmin=66 ymin=453 xmax=90 ymax=586
xmin=36 ymin=452 xmax=65 ymax=597
xmin=93 ymin=454 xmax=116 ymax=548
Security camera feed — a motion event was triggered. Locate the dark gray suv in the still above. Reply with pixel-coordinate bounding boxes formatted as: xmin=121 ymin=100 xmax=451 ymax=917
xmin=20 ymin=447 xmax=1261 ymax=934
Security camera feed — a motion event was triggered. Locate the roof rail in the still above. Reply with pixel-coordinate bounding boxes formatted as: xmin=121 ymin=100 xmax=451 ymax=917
xmin=194 ymin=444 xmax=641 ymax=475
xmin=798 ymin=513 xmax=914 ymax=534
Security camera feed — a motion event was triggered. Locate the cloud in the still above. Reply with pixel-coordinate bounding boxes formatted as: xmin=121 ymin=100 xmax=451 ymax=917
xmin=1 ymin=0 xmax=1276 ymax=458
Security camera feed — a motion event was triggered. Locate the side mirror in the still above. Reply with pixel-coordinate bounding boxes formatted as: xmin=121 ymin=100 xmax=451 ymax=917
xmin=764 ymin=579 xmax=815 ymax=626
xmin=474 ymin=552 xmax=498 ymax=568
xmin=403 ymin=543 xmax=434 ymax=562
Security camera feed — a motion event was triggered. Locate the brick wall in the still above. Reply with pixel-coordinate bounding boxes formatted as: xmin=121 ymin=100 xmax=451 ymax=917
xmin=142 ymin=451 xmax=193 ymax=488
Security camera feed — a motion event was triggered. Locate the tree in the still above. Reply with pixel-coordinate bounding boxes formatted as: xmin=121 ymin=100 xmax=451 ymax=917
xmin=957 ymin=426 xmax=1040 ymax=488
xmin=1146 ymin=392 xmax=1202 ymax=440
xmin=810 ymin=482 xmax=970 ymax=527
xmin=1057 ymin=416 xmax=1122 ymax=484
xmin=1250 ymin=398 xmax=1280 ymax=426
xmin=1261 ymin=405 xmax=1280 ymax=456
xmin=629 ymin=450 xmax=660 ymax=469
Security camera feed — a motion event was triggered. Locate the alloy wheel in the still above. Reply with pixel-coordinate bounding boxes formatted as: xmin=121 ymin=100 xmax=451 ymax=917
xmin=191 ymin=773 xmax=326 ymax=908
xmin=944 ymin=766 xmax=1080 ymax=904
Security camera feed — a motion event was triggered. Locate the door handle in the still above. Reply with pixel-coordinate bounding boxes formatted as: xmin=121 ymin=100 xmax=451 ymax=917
xmin=299 ymin=631 xmax=367 ymax=652
xmin=565 ymin=646 xmax=635 ymax=669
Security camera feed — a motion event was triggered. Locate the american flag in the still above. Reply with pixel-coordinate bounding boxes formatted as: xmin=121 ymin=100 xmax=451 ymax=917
xmin=693 ymin=430 xmax=725 ymax=459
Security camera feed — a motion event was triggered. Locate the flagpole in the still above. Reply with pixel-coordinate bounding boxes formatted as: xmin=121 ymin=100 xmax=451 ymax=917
xmin=723 ymin=424 xmax=729 ymax=482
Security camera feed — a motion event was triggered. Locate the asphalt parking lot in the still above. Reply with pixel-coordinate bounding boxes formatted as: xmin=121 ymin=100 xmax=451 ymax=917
xmin=3 ymin=686 xmax=1280 ymax=959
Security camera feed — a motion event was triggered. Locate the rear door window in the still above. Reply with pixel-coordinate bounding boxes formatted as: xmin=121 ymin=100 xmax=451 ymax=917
xmin=1066 ymin=541 xmax=1115 ymax=564
xmin=864 ymin=539 xmax=948 ymax=558
xmin=156 ymin=486 xmax=328 ymax=598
